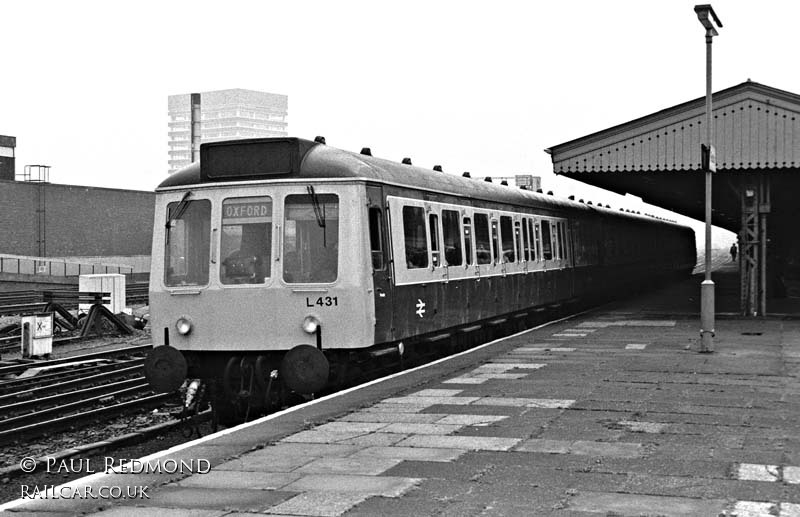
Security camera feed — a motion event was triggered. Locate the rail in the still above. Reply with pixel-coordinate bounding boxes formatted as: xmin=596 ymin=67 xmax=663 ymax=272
xmin=0 ymin=344 xmax=151 ymax=377
xmin=0 ymin=345 xmax=169 ymax=445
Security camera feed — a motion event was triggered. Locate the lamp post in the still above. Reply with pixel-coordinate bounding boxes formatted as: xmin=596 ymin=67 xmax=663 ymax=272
xmin=694 ymin=4 xmax=722 ymax=353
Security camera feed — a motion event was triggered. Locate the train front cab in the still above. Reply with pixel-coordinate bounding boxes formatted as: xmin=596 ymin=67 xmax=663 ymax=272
xmin=145 ymin=181 xmax=376 ymax=404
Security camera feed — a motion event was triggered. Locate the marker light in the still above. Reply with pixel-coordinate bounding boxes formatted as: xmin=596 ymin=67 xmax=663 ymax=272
xmin=302 ymin=315 xmax=320 ymax=334
xmin=176 ymin=317 xmax=192 ymax=335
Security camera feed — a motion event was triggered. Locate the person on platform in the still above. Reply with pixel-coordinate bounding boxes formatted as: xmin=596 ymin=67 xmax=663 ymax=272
xmin=730 ymin=243 xmax=738 ymax=261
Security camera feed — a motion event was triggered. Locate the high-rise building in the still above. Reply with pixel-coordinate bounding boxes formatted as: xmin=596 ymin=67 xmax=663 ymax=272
xmin=167 ymin=89 xmax=288 ymax=174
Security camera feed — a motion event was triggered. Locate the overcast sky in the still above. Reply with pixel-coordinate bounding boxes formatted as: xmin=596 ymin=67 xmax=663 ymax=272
xmin=1 ymin=0 xmax=796 ymax=238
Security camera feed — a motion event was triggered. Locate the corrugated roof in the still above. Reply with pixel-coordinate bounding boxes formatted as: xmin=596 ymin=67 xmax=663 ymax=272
xmin=547 ymin=81 xmax=800 ymax=174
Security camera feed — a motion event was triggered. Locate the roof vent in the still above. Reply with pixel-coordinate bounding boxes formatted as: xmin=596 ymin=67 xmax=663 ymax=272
xmin=484 ymin=177 xmax=493 ymax=182
xmin=501 ymin=180 xmax=508 ymax=186
xmin=568 ymin=195 xmax=575 ymax=200
xmin=520 ymin=185 xmax=528 ymax=190
xmin=587 ymin=201 xmax=593 ymax=205
xmin=433 ymin=165 xmax=443 ymax=172
xmin=402 ymin=157 xmax=412 ymax=165
xmin=579 ymin=199 xmax=584 ymax=203
xmin=462 ymin=172 xmax=471 ymax=178
xmin=536 ymin=188 xmax=543 ymax=193
xmin=314 ymin=136 xmax=326 ymax=144
xmin=360 ymin=147 xmax=372 ymax=156
xmin=547 ymin=191 xmax=554 ymax=195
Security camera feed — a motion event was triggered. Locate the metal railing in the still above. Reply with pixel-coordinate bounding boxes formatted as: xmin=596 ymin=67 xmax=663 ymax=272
xmin=0 ymin=254 xmax=134 ymax=277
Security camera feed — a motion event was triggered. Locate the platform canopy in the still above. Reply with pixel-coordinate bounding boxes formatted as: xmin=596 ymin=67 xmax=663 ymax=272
xmin=546 ymin=81 xmax=800 ymax=232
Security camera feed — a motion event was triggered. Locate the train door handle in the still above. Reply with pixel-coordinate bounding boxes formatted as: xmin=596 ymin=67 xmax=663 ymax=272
xmin=376 ymin=288 xmax=386 ymax=298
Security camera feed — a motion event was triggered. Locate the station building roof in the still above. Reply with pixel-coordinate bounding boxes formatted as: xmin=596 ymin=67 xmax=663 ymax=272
xmin=546 ymin=81 xmax=800 ymax=231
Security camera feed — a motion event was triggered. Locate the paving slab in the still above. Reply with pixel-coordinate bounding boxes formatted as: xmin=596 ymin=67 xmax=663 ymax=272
xmin=93 ymin=508 xmax=228 ymax=517
xmin=294 ymin=457 xmax=403 ymax=476
xmin=349 ymin=446 xmax=467 ymax=463
xmin=266 ymin=492 xmax=371 ymax=517
xmin=282 ymin=474 xmax=421 ymax=497
xmin=121 ymin=487 xmax=295 ymax=512
xmin=567 ymin=490 xmax=727 ymax=516
xmin=337 ymin=433 xmax=409 ymax=447
xmin=396 ymin=435 xmax=521 ymax=451
xmin=175 ymin=470 xmax=300 ymax=489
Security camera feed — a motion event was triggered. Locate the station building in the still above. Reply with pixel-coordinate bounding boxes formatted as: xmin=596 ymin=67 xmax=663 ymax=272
xmin=547 ymin=81 xmax=800 ymax=315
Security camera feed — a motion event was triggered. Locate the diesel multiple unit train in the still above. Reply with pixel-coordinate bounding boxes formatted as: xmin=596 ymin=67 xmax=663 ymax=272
xmin=144 ymin=137 xmax=696 ymax=419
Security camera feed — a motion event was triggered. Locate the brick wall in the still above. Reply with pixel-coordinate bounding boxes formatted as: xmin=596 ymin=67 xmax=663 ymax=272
xmin=0 ymin=180 xmax=154 ymax=257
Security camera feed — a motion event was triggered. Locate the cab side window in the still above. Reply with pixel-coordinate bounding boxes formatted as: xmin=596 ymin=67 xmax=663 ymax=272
xmin=368 ymin=207 xmax=385 ymax=270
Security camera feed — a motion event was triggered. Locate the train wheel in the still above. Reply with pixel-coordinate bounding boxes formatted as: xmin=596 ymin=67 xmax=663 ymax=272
xmin=222 ymin=356 xmax=243 ymax=401
xmin=208 ymin=381 xmax=238 ymax=428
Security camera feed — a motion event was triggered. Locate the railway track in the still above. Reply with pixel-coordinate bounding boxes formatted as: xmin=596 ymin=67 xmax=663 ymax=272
xmin=0 ymin=335 xmax=85 ymax=355
xmin=0 ymin=344 xmax=175 ymax=445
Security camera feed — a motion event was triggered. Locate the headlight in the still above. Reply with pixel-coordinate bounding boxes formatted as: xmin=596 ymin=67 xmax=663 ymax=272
xmin=302 ymin=315 xmax=320 ymax=334
xmin=176 ymin=317 xmax=192 ymax=335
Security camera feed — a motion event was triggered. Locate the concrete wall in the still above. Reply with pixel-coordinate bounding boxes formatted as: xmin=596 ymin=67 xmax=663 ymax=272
xmin=0 ymin=180 xmax=154 ymax=259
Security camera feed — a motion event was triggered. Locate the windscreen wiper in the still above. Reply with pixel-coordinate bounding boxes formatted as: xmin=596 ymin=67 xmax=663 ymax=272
xmin=307 ymin=185 xmax=327 ymax=247
xmin=165 ymin=191 xmax=192 ymax=245
xmin=166 ymin=191 xmax=193 ymax=229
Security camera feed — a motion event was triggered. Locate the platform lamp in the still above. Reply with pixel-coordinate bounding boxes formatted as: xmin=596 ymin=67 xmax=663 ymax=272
xmin=694 ymin=4 xmax=722 ymax=353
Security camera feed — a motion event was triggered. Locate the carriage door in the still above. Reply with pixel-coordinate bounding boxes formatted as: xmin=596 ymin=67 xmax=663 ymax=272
xmin=366 ymin=186 xmax=394 ymax=342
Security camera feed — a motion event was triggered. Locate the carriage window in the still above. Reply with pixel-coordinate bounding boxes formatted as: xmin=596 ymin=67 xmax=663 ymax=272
xmin=533 ymin=220 xmax=542 ymax=260
xmin=220 ymin=197 xmax=272 ymax=285
xmin=522 ymin=218 xmax=530 ymax=261
xmin=463 ymin=217 xmax=473 ymax=266
xmin=429 ymin=213 xmax=441 ymax=268
xmin=474 ymin=213 xmax=491 ymax=265
xmin=368 ymin=207 xmax=385 ymax=270
xmin=552 ymin=221 xmax=561 ymax=260
xmin=560 ymin=222 xmax=569 ymax=261
xmin=442 ymin=210 xmax=462 ymax=266
xmin=541 ymin=220 xmax=553 ymax=260
xmin=500 ymin=216 xmax=515 ymax=263
xmin=491 ymin=219 xmax=500 ymax=264
xmin=283 ymin=193 xmax=339 ymax=283
xmin=515 ymin=220 xmax=523 ymax=262
xmin=402 ymin=206 xmax=428 ymax=269
xmin=528 ymin=219 xmax=537 ymax=261
xmin=165 ymin=199 xmax=211 ymax=287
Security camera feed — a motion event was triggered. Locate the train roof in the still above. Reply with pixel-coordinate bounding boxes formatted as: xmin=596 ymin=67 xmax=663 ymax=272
xmin=159 ymin=137 xmax=687 ymax=229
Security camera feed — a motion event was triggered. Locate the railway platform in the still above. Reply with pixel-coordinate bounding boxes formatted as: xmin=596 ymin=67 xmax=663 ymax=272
xmin=2 ymin=265 xmax=799 ymax=516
